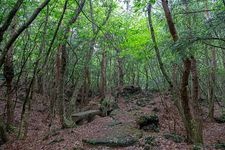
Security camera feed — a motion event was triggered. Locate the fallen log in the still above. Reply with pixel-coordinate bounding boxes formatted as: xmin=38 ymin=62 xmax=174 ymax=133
xmin=71 ymin=110 xmax=101 ymax=124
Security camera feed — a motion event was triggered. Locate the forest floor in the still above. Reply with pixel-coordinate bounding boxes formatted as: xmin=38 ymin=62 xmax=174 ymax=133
xmin=1 ymin=91 xmax=225 ymax=150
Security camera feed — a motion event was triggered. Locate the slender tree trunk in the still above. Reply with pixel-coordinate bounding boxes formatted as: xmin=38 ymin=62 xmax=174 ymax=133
xmin=0 ymin=0 xmax=23 ymax=44
xmin=161 ymin=0 xmax=203 ymax=144
xmin=56 ymin=0 xmax=85 ymax=128
xmin=0 ymin=0 xmax=51 ymax=68
xmin=115 ymin=48 xmax=124 ymax=88
xmin=144 ymin=65 xmax=149 ymax=90
xmin=100 ymin=48 xmax=107 ymax=98
xmin=147 ymin=3 xmax=172 ymax=88
xmin=190 ymin=56 xmax=203 ymax=143
xmin=4 ymin=18 xmax=16 ymax=130
xmin=204 ymin=1 xmax=216 ymax=120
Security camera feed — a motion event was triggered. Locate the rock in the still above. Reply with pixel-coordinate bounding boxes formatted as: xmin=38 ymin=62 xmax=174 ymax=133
xmin=163 ymin=132 xmax=185 ymax=143
xmin=215 ymin=114 xmax=225 ymax=123
xmin=48 ymin=137 xmax=64 ymax=145
xmin=116 ymin=85 xmax=142 ymax=97
xmin=193 ymin=144 xmax=203 ymax=150
xmin=143 ymin=145 xmax=151 ymax=150
xmin=144 ymin=136 xmax=156 ymax=146
xmin=136 ymin=114 xmax=159 ymax=132
xmin=107 ymin=120 xmax=122 ymax=127
xmin=71 ymin=110 xmax=101 ymax=125
xmin=152 ymin=107 xmax=160 ymax=113
xmin=136 ymin=99 xmax=146 ymax=107
xmin=110 ymin=109 xmax=128 ymax=117
xmin=100 ymin=96 xmax=118 ymax=116
xmin=83 ymin=124 xmax=143 ymax=147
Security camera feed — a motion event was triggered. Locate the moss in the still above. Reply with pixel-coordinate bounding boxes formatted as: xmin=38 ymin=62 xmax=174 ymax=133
xmin=83 ymin=124 xmax=142 ymax=147
xmin=163 ymin=132 xmax=185 ymax=143
xmin=100 ymin=97 xmax=118 ymax=116
xmin=144 ymin=136 xmax=156 ymax=146
xmin=215 ymin=141 xmax=225 ymax=149
xmin=192 ymin=144 xmax=203 ymax=150
xmin=215 ymin=114 xmax=225 ymax=123
xmin=136 ymin=114 xmax=159 ymax=132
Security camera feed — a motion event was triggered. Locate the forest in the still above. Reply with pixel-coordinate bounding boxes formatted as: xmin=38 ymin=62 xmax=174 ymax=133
xmin=0 ymin=0 xmax=225 ymax=149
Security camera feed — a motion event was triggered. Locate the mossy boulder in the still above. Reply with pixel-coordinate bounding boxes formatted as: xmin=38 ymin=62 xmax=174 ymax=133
xmin=100 ymin=96 xmax=118 ymax=116
xmin=163 ymin=132 xmax=185 ymax=143
xmin=83 ymin=124 xmax=143 ymax=147
xmin=144 ymin=136 xmax=157 ymax=146
xmin=215 ymin=114 xmax=225 ymax=123
xmin=136 ymin=114 xmax=159 ymax=132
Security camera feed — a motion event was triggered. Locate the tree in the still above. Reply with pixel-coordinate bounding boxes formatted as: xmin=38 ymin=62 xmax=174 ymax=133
xmin=161 ymin=0 xmax=203 ymax=144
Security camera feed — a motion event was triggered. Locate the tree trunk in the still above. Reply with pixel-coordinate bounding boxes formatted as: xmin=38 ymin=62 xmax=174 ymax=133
xmin=0 ymin=0 xmax=23 ymax=44
xmin=147 ymin=3 xmax=172 ymax=88
xmin=161 ymin=0 xmax=203 ymax=144
xmin=100 ymin=48 xmax=107 ymax=98
xmin=190 ymin=56 xmax=203 ymax=143
xmin=204 ymin=1 xmax=216 ymax=120
xmin=0 ymin=0 xmax=51 ymax=68
xmin=115 ymin=48 xmax=124 ymax=88
xmin=4 ymin=18 xmax=16 ymax=130
xmin=56 ymin=0 xmax=85 ymax=128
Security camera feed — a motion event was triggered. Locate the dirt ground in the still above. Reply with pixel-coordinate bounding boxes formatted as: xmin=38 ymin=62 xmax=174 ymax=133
xmin=1 ymin=92 xmax=225 ymax=150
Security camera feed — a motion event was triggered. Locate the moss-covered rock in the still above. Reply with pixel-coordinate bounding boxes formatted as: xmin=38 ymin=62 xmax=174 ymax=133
xmin=100 ymin=96 xmax=118 ymax=116
xmin=215 ymin=114 xmax=225 ymax=123
xmin=192 ymin=144 xmax=203 ymax=150
xmin=136 ymin=114 xmax=159 ymax=132
xmin=83 ymin=124 xmax=142 ymax=147
xmin=144 ymin=136 xmax=157 ymax=146
xmin=163 ymin=132 xmax=185 ymax=143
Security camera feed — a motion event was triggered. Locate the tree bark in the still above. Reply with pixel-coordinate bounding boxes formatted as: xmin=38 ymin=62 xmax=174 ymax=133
xmin=0 ymin=0 xmax=51 ymax=68
xmin=161 ymin=0 xmax=178 ymax=42
xmin=147 ymin=3 xmax=172 ymax=88
xmin=3 ymin=18 xmax=16 ymax=130
xmin=161 ymin=0 xmax=203 ymax=144
xmin=100 ymin=48 xmax=107 ymax=98
xmin=0 ymin=0 xmax=23 ymax=44
xmin=56 ymin=0 xmax=85 ymax=128
xmin=115 ymin=48 xmax=124 ymax=88
xmin=205 ymin=1 xmax=216 ymax=120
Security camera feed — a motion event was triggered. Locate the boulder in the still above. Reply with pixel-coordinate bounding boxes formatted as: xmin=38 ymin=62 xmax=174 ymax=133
xmin=136 ymin=114 xmax=159 ymax=132
xmin=83 ymin=124 xmax=143 ymax=147
xmin=100 ymin=96 xmax=118 ymax=116
xmin=71 ymin=110 xmax=101 ymax=125
xmin=163 ymin=132 xmax=185 ymax=143
xmin=116 ymin=85 xmax=142 ymax=97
